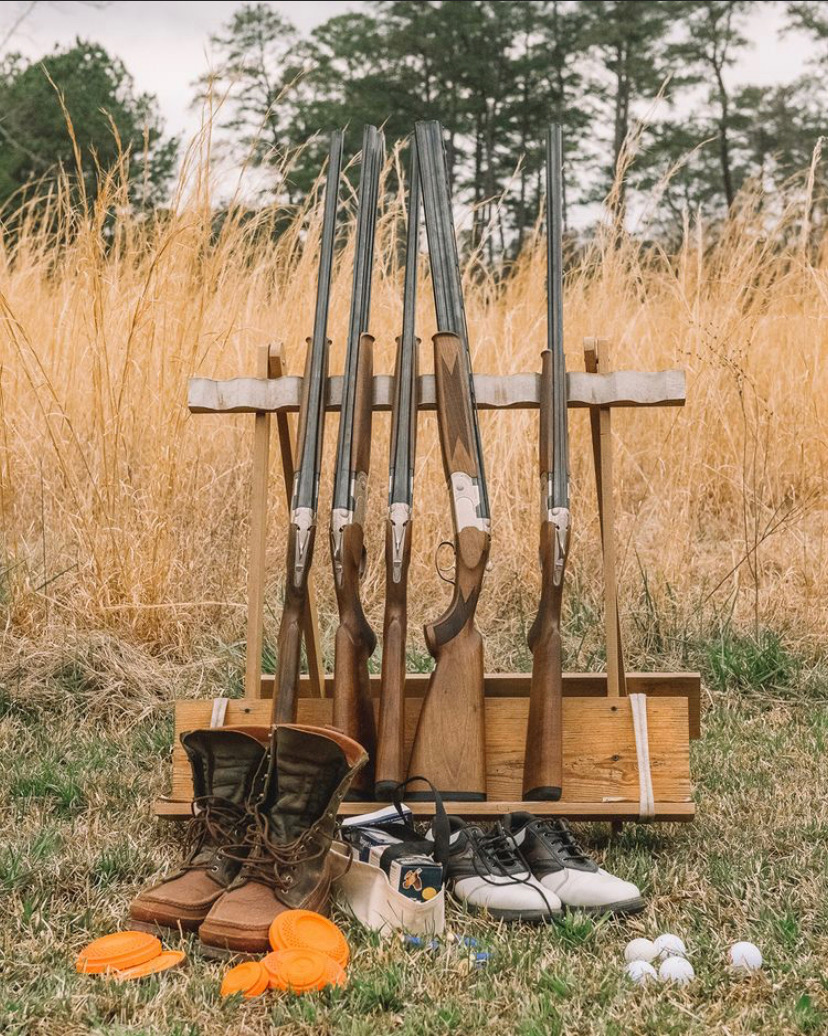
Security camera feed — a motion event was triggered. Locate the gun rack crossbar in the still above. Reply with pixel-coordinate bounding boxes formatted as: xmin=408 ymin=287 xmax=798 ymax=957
xmin=155 ymin=338 xmax=698 ymax=825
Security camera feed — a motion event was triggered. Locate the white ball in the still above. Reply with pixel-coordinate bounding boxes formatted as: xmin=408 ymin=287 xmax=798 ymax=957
xmin=729 ymin=941 xmax=762 ymax=973
xmin=658 ymin=956 xmax=695 ymax=985
xmin=625 ymin=960 xmax=658 ymax=986
xmin=624 ymin=938 xmax=658 ymax=963
xmin=654 ymin=933 xmax=688 ymax=960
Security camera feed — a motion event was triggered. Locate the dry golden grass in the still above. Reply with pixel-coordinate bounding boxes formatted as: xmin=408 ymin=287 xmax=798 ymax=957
xmin=0 ymin=137 xmax=826 ymax=673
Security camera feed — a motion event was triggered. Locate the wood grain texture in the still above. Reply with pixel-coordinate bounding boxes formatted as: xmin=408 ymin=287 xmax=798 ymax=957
xmin=255 ymin=670 xmax=702 ymax=738
xmin=523 ymin=519 xmax=565 ymax=800
xmin=410 ymin=526 xmax=489 ymax=798
xmin=272 ymin=521 xmax=312 ymax=724
xmin=584 ymin=337 xmax=624 ymax=698
xmin=188 ymin=369 xmax=687 ymax=414
xmin=432 ymin=332 xmax=479 ymax=478
xmin=164 ymin=694 xmax=692 ymax=808
xmin=332 ymin=521 xmax=377 ymax=797
xmin=351 ymin=334 xmax=375 ymax=478
xmin=244 ymin=344 xmax=278 ymax=699
xmin=375 ymin=516 xmax=412 ymax=795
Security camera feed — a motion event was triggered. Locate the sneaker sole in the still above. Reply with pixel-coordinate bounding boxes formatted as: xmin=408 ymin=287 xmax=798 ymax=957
xmin=562 ymin=896 xmax=646 ymax=917
xmin=458 ymin=898 xmax=562 ymax=924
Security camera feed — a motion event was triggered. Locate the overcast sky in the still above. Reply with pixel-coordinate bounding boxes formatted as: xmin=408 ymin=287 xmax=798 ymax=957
xmin=3 ymin=0 xmax=819 ymax=144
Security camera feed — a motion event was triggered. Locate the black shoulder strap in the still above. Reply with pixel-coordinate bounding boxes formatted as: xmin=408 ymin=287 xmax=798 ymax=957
xmin=391 ymin=775 xmax=450 ymax=869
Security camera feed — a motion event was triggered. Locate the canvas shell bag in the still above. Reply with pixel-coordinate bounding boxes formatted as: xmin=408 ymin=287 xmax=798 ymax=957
xmin=332 ymin=842 xmax=446 ymax=937
xmin=332 ymin=778 xmax=450 ymax=938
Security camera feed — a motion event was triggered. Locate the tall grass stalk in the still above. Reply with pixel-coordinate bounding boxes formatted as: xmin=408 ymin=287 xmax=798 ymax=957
xmin=0 ymin=129 xmax=825 ymax=663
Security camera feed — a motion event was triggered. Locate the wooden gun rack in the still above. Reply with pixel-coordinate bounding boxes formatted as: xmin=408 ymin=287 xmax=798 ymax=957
xmin=155 ymin=338 xmax=698 ymax=824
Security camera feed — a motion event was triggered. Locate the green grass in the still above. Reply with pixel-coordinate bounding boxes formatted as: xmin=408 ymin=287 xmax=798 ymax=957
xmin=0 ymin=625 xmax=826 ymax=1034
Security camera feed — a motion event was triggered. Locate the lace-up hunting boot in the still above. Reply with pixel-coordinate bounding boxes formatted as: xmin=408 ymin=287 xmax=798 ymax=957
xmin=428 ymin=816 xmax=561 ymax=922
xmin=129 ymin=726 xmax=270 ymax=934
xmin=198 ymin=724 xmax=367 ymax=958
xmin=501 ymin=812 xmax=645 ymax=916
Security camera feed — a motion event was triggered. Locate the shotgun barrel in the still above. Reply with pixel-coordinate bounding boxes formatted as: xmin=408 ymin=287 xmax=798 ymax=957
xmin=522 ymin=124 xmax=571 ymax=801
xmin=375 ymin=139 xmax=421 ymax=799
xmin=273 ymin=130 xmax=343 ymax=725
xmin=406 ymin=120 xmax=490 ymax=801
xmin=330 ymin=125 xmax=384 ymax=798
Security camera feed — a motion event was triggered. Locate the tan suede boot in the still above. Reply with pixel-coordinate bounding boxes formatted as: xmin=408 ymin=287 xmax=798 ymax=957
xmin=198 ymin=724 xmax=367 ymax=958
xmin=130 ymin=726 xmax=270 ymax=934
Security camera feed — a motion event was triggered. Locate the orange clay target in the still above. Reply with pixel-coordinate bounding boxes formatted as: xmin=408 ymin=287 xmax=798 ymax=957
xmin=220 ymin=960 xmax=269 ymax=999
xmin=268 ymin=910 xmax=350 ymax=968
xmin=76 ymin=932 xmax=162 ymax=975
xmin=114 ymin=949 xmax=186 ymax=981
xmin=263 ymin=948 xmax=347 ymax=994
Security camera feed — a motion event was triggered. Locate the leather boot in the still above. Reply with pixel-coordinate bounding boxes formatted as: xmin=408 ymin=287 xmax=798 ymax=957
xmin=198 ymin=724 xmax=367 ymax=957
xmin=130 ymin=726 xmax=270 ymax=933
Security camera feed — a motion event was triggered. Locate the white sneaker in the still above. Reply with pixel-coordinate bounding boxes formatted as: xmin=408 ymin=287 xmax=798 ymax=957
xmin=428 ymin=816 xmax=561 ymax=922
xmin=501 ymin=813 xmax=645 ymax=915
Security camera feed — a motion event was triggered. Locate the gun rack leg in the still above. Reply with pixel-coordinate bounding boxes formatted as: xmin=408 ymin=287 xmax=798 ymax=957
xmin=584 ymin=337 xmax=625 ymax=697
xmin=244 ymin=344 xmax=278 ymax=699
xmin=271 ymin=343 xmax=325 ymax=698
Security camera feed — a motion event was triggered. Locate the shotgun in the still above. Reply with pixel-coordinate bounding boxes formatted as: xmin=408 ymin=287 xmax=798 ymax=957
xmin=407 ymin=120 xmax=490 ymax=801
xmin=375 ymin=140 xmax=421 ymax=800
xmin=522 ymin=124 xmax=571 ymax=801
xmin=273 ymin=130 xmax=343 ymax=725
xmin=330 ymin=125 xmax=384 ymax=798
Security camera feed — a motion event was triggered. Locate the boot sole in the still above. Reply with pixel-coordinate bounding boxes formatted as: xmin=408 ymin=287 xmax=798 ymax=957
xmin=129 ymin=918 xmax=200 ymax=937
xmin=197 ymin=941 xmax=263 ymax=962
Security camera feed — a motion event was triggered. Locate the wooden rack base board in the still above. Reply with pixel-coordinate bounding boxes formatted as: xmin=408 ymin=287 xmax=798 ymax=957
xmin=154 ymin=671 xmax=698 ymax=823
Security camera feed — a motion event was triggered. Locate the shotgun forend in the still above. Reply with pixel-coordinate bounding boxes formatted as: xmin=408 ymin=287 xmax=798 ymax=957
xmin=330 ymin=125 xmax=384 ymax=797
xmin=406 ymin=120 xmax=490 ymax=802
xmin=523 ymin=123 xmax=571 ymax=802
xmin=376 ymin=139 xmax=421 ymax=799
xmin=273 ymin=130 xmax=343 ymax=725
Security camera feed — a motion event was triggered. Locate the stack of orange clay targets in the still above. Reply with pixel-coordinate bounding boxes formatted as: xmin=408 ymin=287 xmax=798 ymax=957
xmin=75 ymin=932 xmax=186 ymax=981
xmin=76 ymin=910 xmax=348 ymax=995
xmin=221 ymin=910 xmax=349 ymax=998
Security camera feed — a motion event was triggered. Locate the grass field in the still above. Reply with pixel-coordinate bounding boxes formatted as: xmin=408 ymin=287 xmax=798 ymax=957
xmin=1 ymin=143 xmax=827 ymax=1033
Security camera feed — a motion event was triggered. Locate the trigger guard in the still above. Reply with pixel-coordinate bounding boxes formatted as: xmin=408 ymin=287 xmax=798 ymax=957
xmin=435 ymin=539 xmax=456 ymax=586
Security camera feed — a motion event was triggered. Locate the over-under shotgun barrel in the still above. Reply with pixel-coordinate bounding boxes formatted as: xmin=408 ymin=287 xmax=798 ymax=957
xmin=273 ymin=130 xmax=343 ymax=725
xmin=330 ymin=126 xmax=384 ymax=797
xmin=523 ymin=124 xmax=571 ymax=801
xmin=406 ymin=120 xmax=490 ymax=801
xmin=376 ymin=140 xmax=421 ymax=799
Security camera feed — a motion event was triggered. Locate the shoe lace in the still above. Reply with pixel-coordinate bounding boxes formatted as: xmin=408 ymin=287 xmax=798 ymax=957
xmin=182 ymin=796 xmax=247 ymax=867
xmin=463 ymin=826 xmax=557 ymax=916
xmin=467 ymin=827 xmax=525 ymax=877
xmin=223 ymin=810 xmax=330 ymax=892
xmin=532 ymin=818 xmax=592 ymax=866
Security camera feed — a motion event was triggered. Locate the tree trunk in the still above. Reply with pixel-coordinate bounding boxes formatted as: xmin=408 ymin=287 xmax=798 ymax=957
xmin=714 ymin=66 xmax=735 ymax=208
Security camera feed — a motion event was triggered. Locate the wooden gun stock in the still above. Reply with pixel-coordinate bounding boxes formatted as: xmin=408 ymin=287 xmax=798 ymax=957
xmin=523 ymin=349 xmax=566 ymax=800
xmin=375 ymin=515 xmax=412 ymax=798
xmin=332 ymin=333 xmax=377 ymax=797
xmin=273 ymin=521 xmax=315 ymax=724
xmin=407 ymin=332 xmax=489 ymax=800
xmin=523 ymin=519 xmax=564 ymax=800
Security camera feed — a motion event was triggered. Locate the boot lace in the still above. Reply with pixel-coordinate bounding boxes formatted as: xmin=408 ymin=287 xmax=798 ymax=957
xmin=182 ymin=796 xmax=247 ymax=868
xmin=223 ymin=810 xmax=330 ymax=892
